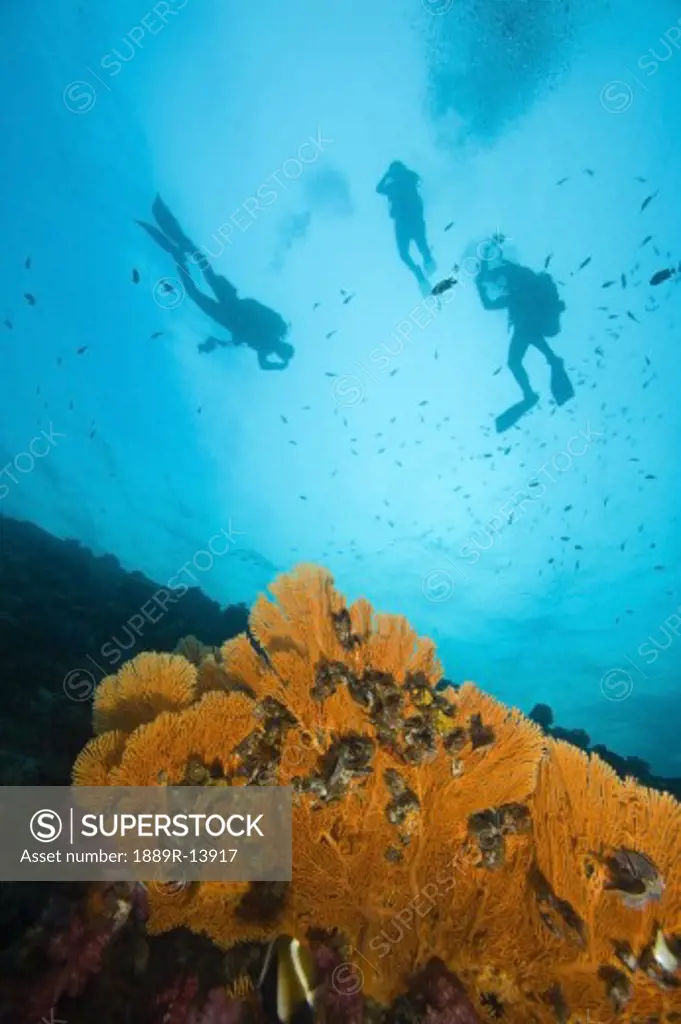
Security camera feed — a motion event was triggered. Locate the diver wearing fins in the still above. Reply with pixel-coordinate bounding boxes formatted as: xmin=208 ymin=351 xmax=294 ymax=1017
xmin=377 ymin=161 xmax=436 ymax=297
xmin=138 ymin=196 xmax=294 ymax=371
xmin=258 ymin=935 xmax=319 ymax=1023
xmin=475 ymin=242 xmax=574 ymax=432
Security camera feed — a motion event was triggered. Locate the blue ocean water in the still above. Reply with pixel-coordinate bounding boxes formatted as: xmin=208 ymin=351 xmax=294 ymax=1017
xmin=2 ymin=0 xmax=680 ymax=774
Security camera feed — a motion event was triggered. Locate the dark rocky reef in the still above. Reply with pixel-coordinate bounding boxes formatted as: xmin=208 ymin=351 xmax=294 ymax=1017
xmin=528 ymin=702 xmax=681 ymax=801
xmin=0 ymin=515 xmax=248 ymax=787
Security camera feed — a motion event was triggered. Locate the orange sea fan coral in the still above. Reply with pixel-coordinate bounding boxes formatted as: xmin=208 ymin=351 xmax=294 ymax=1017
xmin=72 ymin=730 xmax=128 ymax=785
xmin=72 ymin=564 xmax=681 ymax=1023
xmin=108 ymin=690 xmax=257 ymax=787
xmin=92 ymin=652 xmax=198 ymax=735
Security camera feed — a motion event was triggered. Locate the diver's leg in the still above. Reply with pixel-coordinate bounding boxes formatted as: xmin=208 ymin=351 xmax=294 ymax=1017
xmin=530 ymin=335 xmax=560 ymax=365
xmin=508 ymin=332 xmax=536 ymax=401
xmin=412 ymin=216 xmax=436 ymax=274
xmin=177 ymin=265 xmax=223 ymax=323
xmin=396 ymin=222 xmax=430 ymax=295
xmin=531 ymin=335 xmax=574 ymax=405
xmin=395 ymin=223 xmax=419 ymax=273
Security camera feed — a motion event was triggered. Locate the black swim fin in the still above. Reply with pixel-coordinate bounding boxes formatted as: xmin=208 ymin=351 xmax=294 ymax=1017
xmin=151 ymin=196 xmax=196 ymax=253
xmin=550 ymin=359 xmax=574 ymax=406
xmin=495 ymin=395 xmax=538 ymax=433
xmin=136 ymin=219 xmax=180 ymax=255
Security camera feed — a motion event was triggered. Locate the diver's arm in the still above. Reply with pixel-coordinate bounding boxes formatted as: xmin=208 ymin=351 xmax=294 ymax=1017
xmin=477 ymin=288 xmax=508 ymax=311
xmin=376 ymin=171 xmax=392 ymax=194
xmin=258 ymin=350 xmax=287 ymax=370
xmin=476 ymin=268 xmax=508 ymax=310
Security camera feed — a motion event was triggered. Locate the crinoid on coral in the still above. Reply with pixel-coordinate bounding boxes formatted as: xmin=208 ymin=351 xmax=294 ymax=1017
xmin=73 ymin=564 xmax=681 ymax=1023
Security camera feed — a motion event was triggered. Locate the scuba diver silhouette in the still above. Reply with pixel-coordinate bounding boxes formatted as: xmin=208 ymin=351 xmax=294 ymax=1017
xmin=377 ymin=161 xmax=436 ymax=296
xmin=138 ymin=197 xmax=294 ymax=371
xmin=475 ymin=246 xmax=574 ymax=432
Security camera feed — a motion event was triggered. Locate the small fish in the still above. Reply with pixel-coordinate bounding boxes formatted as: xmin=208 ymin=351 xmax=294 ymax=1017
xmin=640 ymin=191 xmax=658 ymax=212
xmin=342 ymin=293 xmax=356 ymax=305
xmin=197 ymin=337 xmax=228 ymax=354
xmin=76 ymin=345 xmax=88 ymax=355
xmin=621 ymin=273 xmax=627 ymax=288
xmin=651 ymin=929 xmax=681 ymax=974
xmin=150 ymin=331 xmax=164 ymax=339
xmin=602 ymin=848 xmax=664 ymax=909
xmin=281 ymin=415 xmax=288 ymax=424
xmin=634 ymin=176 xmax=647 ymax=183
xmin=25 ymin=256 xmax=31 ymax=269
xmin=258 ymin=935 xmax=318 ymax=1024
xmin=132 ymin=268 xmax=140 ymax=283
xmin=650 ymin=268 xmax=675 ymax=286
xmin=389 ymin=368 xmax=398 ymax=376
xmin=160 ymin=282 xmax=175 ymax=294
xmin=324 ymin=372 xmax=337 ymax=378
xmin=24 ymin=292 xmax=36 ymax=305
xmin=432 ymin=276 xmax=457 ymax=296
xmin=578 ymin=257 xmax=592 ymax=271
xmin=492 ymin=366 xmax=502 ymax=376
xmin=444 ymin=221 xmax=455 ymax=232
xmin=89 ymin=428 xmax=96 ymax=440
xmin=325 ymin=331 xmax=337 ymax=340
xmin=556 ymin=176 xmax=569 ymax=186
xmin=418 ymin=400 xmax=428 ymax=407
xmin=601 ymin=281 xmax=616 ymax=288
xmin=3 ymin=319 xmax=12 ymax=329
xmin=626 ymin=311 xmax=639 ymax=322
xmin=639 ymin=235 xmax=652 ymax=247
xmin=312 ymin=301 xmax=320 ymax=311
xmin=299 ymin=495 xmax=307 ymax=501
xmin=197 ymin=406 xmax=202 ymax=414
xmin=544 ymin=253 xmax=553 ymax=269
xmin=583 ymin=168 xmax=594 ymax=176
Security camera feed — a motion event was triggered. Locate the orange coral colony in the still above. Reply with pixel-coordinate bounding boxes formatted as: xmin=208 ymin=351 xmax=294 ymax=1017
xmin=73 ymin=564 xmax=681 ymax=1023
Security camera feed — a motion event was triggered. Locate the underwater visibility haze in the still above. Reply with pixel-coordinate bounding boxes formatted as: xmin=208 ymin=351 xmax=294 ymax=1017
xmin=1 ymin=1 xmax=681 ymax=1019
